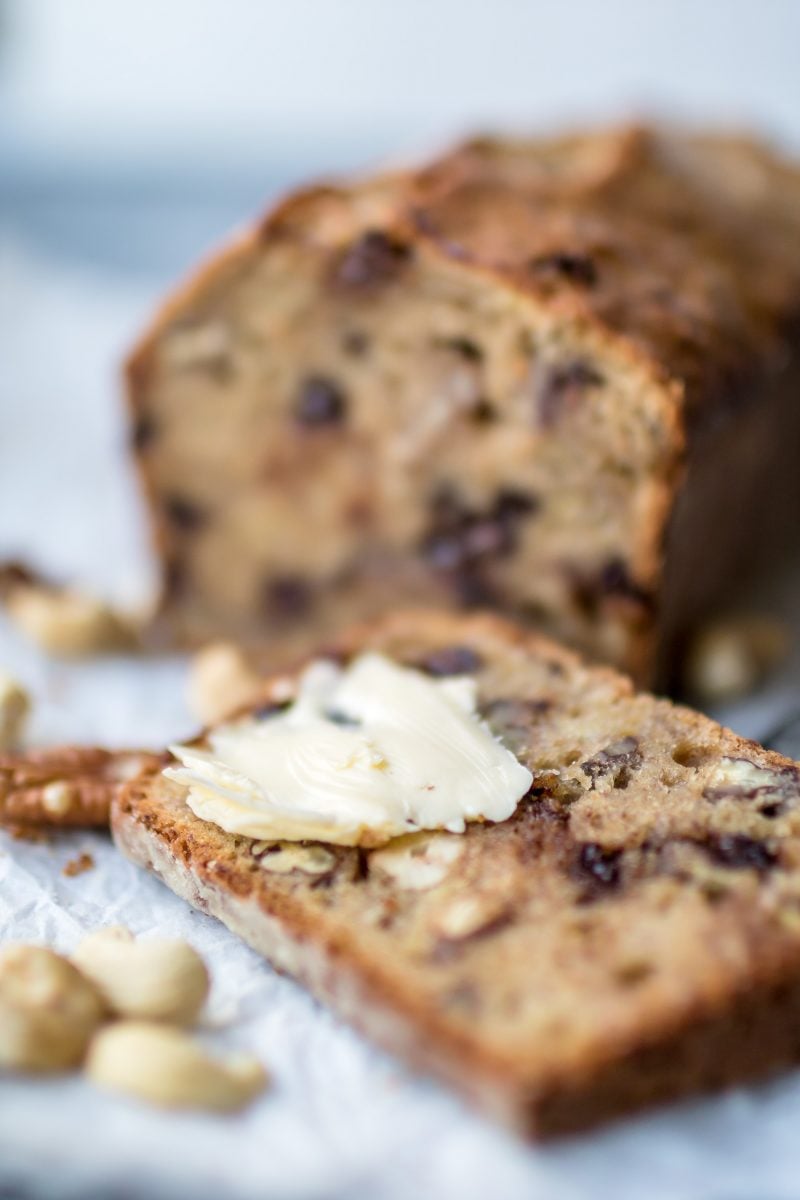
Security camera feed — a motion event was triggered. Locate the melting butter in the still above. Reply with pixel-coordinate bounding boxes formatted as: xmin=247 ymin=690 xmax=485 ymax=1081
xmin=165 ymin=652 xmax=532 ymax=847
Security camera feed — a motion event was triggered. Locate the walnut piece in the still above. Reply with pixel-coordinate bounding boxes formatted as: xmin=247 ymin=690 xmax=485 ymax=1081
xmin=431 ymin=893 xmax=509 ymax=941
xmin=254 ymin=842 xmax=336 ymax=876
xmin=0 ymin=746 xmax=162 ymax=830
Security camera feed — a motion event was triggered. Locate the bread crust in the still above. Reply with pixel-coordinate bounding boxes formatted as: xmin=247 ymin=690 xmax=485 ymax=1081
xmin=112 ymin=611 xmax=800 ymax=1136
xmin=124 ymin=125 xmax=800 ymax=679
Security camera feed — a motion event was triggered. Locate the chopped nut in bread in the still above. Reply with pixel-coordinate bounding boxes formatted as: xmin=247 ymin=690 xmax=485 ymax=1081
xmin=0 ymin=746 xmax=163 ymax=831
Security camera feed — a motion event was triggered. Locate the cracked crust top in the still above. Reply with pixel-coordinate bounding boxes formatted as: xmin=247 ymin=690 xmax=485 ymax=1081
xmin=130 ymin=124 xmax=800 ymax=429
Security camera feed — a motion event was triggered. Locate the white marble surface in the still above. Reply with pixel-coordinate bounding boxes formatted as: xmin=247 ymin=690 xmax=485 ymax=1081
xmin=1 ymin=242 xmax=800 ymax=1200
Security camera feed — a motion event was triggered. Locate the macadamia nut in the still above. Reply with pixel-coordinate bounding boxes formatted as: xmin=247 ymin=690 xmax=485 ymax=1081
xmin=72 ymin=926 xmax=209 ymax=1025
xmin=0 ymin=944 xmax=106 ymax=1072
xmin=86 ymin=1021 xmax=267 ymax=1111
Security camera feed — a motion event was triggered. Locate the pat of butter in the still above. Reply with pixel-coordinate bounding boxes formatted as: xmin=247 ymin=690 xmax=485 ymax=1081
xmin=165 ymin=652 xmax=532 ymax=847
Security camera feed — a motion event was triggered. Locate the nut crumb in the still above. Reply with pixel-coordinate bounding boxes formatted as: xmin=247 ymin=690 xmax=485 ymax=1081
xmin=6 ymin=585 xmax=139 ymax=658
xmin=255 ymin=842 xmax=336 ymax=876
xmin=0 ymin=674 xmax=30 ymax=751
xmin=369 ymin=832 xmax=464 ymax=890
xmin=431 ymin=893 xmax=508 ymax=941
xmin=63 ymin=852 xmax=95 ymax=878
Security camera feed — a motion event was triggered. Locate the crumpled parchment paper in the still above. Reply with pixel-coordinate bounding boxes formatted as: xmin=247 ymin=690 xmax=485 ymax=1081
xmin=2 ymin=242 xmax=800 ymax=1200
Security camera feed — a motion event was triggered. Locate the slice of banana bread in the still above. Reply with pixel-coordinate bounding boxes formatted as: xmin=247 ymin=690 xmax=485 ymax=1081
xmin=112 ymin=611 xmax=800 ymax=1137
xmin=127 ymin=125 xmax=800 ymax=683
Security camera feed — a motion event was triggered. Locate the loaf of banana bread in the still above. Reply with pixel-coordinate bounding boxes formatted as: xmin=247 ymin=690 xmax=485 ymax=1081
xmin=113 ymin=610 xmax=800 ymax=1137
xmin=127 ymin=126 xmax=800 ymax=681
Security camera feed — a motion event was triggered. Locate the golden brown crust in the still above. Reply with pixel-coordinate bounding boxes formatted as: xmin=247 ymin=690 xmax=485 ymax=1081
xmin=125 ymin=124 xmax=800 ymax=678
xmin=112 ymin=610 xmax=800 ymax=1135
xmin=0 ymin=746 xmax=165 ymax=830
xmin=130 ymin=124 xmax=800 ymax=423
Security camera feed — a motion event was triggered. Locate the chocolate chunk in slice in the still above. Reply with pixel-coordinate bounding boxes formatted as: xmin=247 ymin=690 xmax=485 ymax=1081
xmin=536 ymin=360 xmax=604 ymax=428
xmin=418 ymin=645 xmax=483 ymax=677
xmin=163 ymin=495 xmax=208 ymax=532
xmin=331 ymin=231 xmax=411 ymax=290
xmin=581 ymin=737 xmax=642 ymax=788
xmin=293 ymin=376 xmax=348 ymax=426
xmin=573 ymin=842 xmax=623 ymax=900
xmin=706 ymin=834 xmax=777 ymax=873
xmin=264 ymin=575 xmax=313 ymax=619
xmin=528 ymin=252 xmax=598 ymax=288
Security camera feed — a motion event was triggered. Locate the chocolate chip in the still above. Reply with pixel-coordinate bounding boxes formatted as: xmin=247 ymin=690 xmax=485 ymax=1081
xmin=706 ymin=834 xmax=777 ymax=872
xmin=421 ymin=531 xmax=468 ymax=573
xmin=573 ymin=842 xmax=623 ymax=897
xmin=463 ymin=517 xmax=513 ymax=559
xmin=418 ymin=645 xmax=483 ymax=677
xmin=293 ymin=376 xmax=347 ymax=426
xmin=331 ymin=231 xmax=410 ymax=290
xmin=572 ymin=559 xmax=654 ymax=618
xmin=342 ymin=330 xmax=370 ymax=356
xmin=444 ymin=337 xmax=483 ymax=362
xmin=131 ymin=412 xmax=157 ymax=451
xmin=163 ymin=557 xmax=187 ymax=600
xmin=251 ymin=699 xmax=292 ymax=719
xmin=454 ymin=572 xmax=498 ymax=608
xmin=420 ymin=485 xmax=538 ymax=574
xmin=599 ymin=559 xmax=655 ymax=612
xmin=493 ymin=488 xmax=539 ymax=520
xmin=353 ymin=848 xmax=370 ymax=882
xmin=265 ymin=575 xmax=313 ymax=618
xmin=528 ymin=252 xmax=598 ymax=287
xmin=164 ymin=495 xmax=207 ymax=532
xmin=581 ymin=737 xmax=642 ymax=788
xmin=537 ymin=360 xmax=604 ymax=428
xmin=470 ymin=399 xmax=497 ymax=424
xmin=420 ymin=485 xmax=539 ymax=612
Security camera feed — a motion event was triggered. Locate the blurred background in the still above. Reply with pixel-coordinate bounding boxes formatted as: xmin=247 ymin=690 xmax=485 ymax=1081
xmin=1 ymin=0 xmax=799 ymax=599
xmin=3 ymin=0 xmax=800 ymax=279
